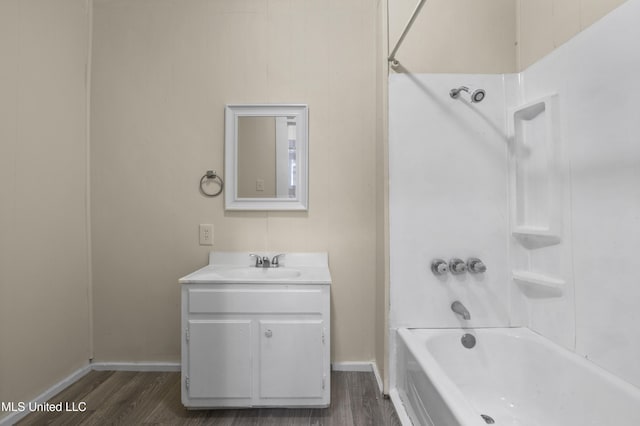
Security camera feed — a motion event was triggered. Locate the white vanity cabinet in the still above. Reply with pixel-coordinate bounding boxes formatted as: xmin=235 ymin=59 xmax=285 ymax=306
xmin=179 ymin=252 xmax=331 ymax=409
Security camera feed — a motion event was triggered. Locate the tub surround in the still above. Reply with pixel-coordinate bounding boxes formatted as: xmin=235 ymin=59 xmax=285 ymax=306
xmin=513 ymin=0 xmax=640 ymax=387
xmin=389 ymin=72 xmax=514 ymax=330
xmin=390 ymin=0 xmax=640 ymax=423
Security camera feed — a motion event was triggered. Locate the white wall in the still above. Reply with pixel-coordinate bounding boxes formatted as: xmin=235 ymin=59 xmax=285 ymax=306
xmin=389 ymin=74 xmax=513 ymax=329
xmin=516 ymin=0 xmax=640 ymax=388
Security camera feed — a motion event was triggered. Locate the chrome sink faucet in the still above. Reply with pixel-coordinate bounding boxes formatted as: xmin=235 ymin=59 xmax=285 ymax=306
xmin=451 ymin=301 xmax=471 ymax=320
xmin=249 ymin=253 xmax=285 ymax=268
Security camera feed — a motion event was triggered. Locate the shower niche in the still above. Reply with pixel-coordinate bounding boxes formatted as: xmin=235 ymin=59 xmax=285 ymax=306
xmin=510 ymin=94 xmax=562 ymax=244
xmin=509 ymin=94 xmax=566 ymax=296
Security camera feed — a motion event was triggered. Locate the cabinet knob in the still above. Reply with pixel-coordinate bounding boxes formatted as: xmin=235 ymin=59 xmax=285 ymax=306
xmin=264 ymin=329 xmax=273 ymax=338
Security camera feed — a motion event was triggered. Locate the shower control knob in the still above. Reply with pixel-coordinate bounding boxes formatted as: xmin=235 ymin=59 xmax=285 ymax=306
xmin=264 ymin=330 xmax=273 ymax=338
xmin=449 ymin=258 xmax=467 ymax=274
xmin=430 ymin=259 xmax=449 ymax=275
xmin=467 ymin=258 xmax=487 ymax=273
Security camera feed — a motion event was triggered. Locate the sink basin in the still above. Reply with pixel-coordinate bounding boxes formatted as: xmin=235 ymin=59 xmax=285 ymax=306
xmin=216 ymin=267 xmax=302 ymax=280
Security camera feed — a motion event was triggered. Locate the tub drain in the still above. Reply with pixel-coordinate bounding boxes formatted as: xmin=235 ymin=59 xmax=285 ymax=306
xmin=461 ymin=333 xmax=476 ymax=349
xmin=480 ymin=414 xmax=495 ymax=424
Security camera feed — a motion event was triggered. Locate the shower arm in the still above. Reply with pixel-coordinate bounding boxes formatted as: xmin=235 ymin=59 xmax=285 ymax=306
xmin=388 ymin=0 xmax=428 ymax=67
xmin=450 ymin=86 xmax=470 ymax=98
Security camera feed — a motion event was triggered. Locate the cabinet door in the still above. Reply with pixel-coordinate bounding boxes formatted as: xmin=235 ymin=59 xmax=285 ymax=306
xmin=259 ymin=320 xmax=325 ymax=399
xmin=187 ymin=319 xmax=252 ymax=398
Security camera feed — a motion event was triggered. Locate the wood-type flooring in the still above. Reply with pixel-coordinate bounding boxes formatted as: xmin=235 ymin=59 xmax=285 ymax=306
xmin=16 ymin=370 xmax=402 ymax=426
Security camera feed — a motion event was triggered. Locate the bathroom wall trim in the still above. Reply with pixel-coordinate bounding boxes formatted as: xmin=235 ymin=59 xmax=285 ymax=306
xmin=85 ymin=0 xmax=95 ymax=362
xmin=0 ymin=364 xmax=92 ymax=426
xmin=332 ymin=361 xmax=383 ymax=394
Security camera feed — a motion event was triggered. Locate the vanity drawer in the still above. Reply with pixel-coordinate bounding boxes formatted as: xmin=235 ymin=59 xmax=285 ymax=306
xmin=187 ymin=288 xmax=326 ymax=314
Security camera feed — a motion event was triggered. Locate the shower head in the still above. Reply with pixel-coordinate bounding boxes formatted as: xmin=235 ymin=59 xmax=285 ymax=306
xmin=471 ymin=89 xmax=486 ymax=102
xmin=450 ymin=86 xmax=486 ymax=103
xmin=470 ymin=88 xmax=485 ymax=103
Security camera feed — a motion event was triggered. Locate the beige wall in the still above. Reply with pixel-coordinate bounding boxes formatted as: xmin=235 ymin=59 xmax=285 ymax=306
xmin=387 ymin=0 xmax=627 ymax=73
xmin=0 ymin=0 xmax=91 ymax=417
xmin=517 ymin=0 xmax=628 ymax=69
xmin=91 ymin=0 xmax=378 ymax=365
xmin=388 ymin=0 xmax=517 ymax=73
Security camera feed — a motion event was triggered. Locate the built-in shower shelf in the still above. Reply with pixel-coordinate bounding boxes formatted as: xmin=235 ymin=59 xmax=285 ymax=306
xmin=512 ymin=227 xmax=562 ymax=245
xmin=513 ymin=270 xmax=564 ymax=297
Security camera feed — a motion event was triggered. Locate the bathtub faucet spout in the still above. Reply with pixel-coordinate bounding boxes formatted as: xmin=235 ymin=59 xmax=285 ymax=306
xmin=451 ymin=301 xmax=470 ymax=320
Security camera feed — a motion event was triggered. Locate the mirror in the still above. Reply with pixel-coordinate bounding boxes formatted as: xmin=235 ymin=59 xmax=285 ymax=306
xmin=225 ymin=104 xmax=308 ymax=210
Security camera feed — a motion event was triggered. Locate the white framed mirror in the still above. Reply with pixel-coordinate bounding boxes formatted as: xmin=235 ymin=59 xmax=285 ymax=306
xmin=224 ymin=104 xmax=308 ymax=211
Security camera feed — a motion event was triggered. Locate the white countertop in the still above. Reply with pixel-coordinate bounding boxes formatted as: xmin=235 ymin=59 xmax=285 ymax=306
xmin=179 ymin=252 xmax=332 ymax=285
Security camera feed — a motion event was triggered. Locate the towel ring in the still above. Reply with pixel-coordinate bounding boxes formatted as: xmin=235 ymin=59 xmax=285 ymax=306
xmin=199 ymin=170 xmax=224 ymax=197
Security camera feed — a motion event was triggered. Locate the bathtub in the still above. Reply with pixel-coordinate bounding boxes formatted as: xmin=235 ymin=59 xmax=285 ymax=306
xmin=395 ymin=327 xmax=640 ymax=426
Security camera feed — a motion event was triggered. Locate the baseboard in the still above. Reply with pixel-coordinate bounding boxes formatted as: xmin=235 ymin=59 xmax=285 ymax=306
xmin=90 ymin=362 xmax=181 ymax=372
xmin=0 ymin=364 xmax=91 ymax=426
xmin=331 ymin=361 xmax=384 ymax=395
xmin=370 ymin=362 xmax=384 ymax=395
xmin=331 ymin=361 xmax=373 ymax=372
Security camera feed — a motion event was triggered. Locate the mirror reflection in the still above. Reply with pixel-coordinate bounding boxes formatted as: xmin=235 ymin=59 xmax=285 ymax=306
xmin=237 ymin=116 xmax=297 ymax=199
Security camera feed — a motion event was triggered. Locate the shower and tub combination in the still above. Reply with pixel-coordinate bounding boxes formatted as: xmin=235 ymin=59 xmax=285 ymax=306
xmin=389 ymin=74 xmax=640 ymax=424
xmin=388 ymin=1 xmax=640 ymax=420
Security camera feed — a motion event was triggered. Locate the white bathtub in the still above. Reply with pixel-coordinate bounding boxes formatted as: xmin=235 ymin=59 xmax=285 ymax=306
xmin=395 ymin=327 xmax=640 ymax=426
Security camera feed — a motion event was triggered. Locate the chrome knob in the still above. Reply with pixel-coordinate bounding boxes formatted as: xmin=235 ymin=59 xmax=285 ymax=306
xmin=264 ymin=330 xmax=273 ymax=338
xmin=430 ymin=259 xmax=449 ymax=275
xmin=449 ymin=258 xmax=467 ymax=274
xmin=271 ymin=253 xmax=285 ymax=267
xmin=467 ymin=258 xmax=487 ymax=273
xmin=249 ymin=253 xmax=263 ymax=267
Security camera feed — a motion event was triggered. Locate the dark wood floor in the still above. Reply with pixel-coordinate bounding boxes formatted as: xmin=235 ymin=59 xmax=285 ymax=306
xmin=17 ymin=370 xmax=402 ymax=426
